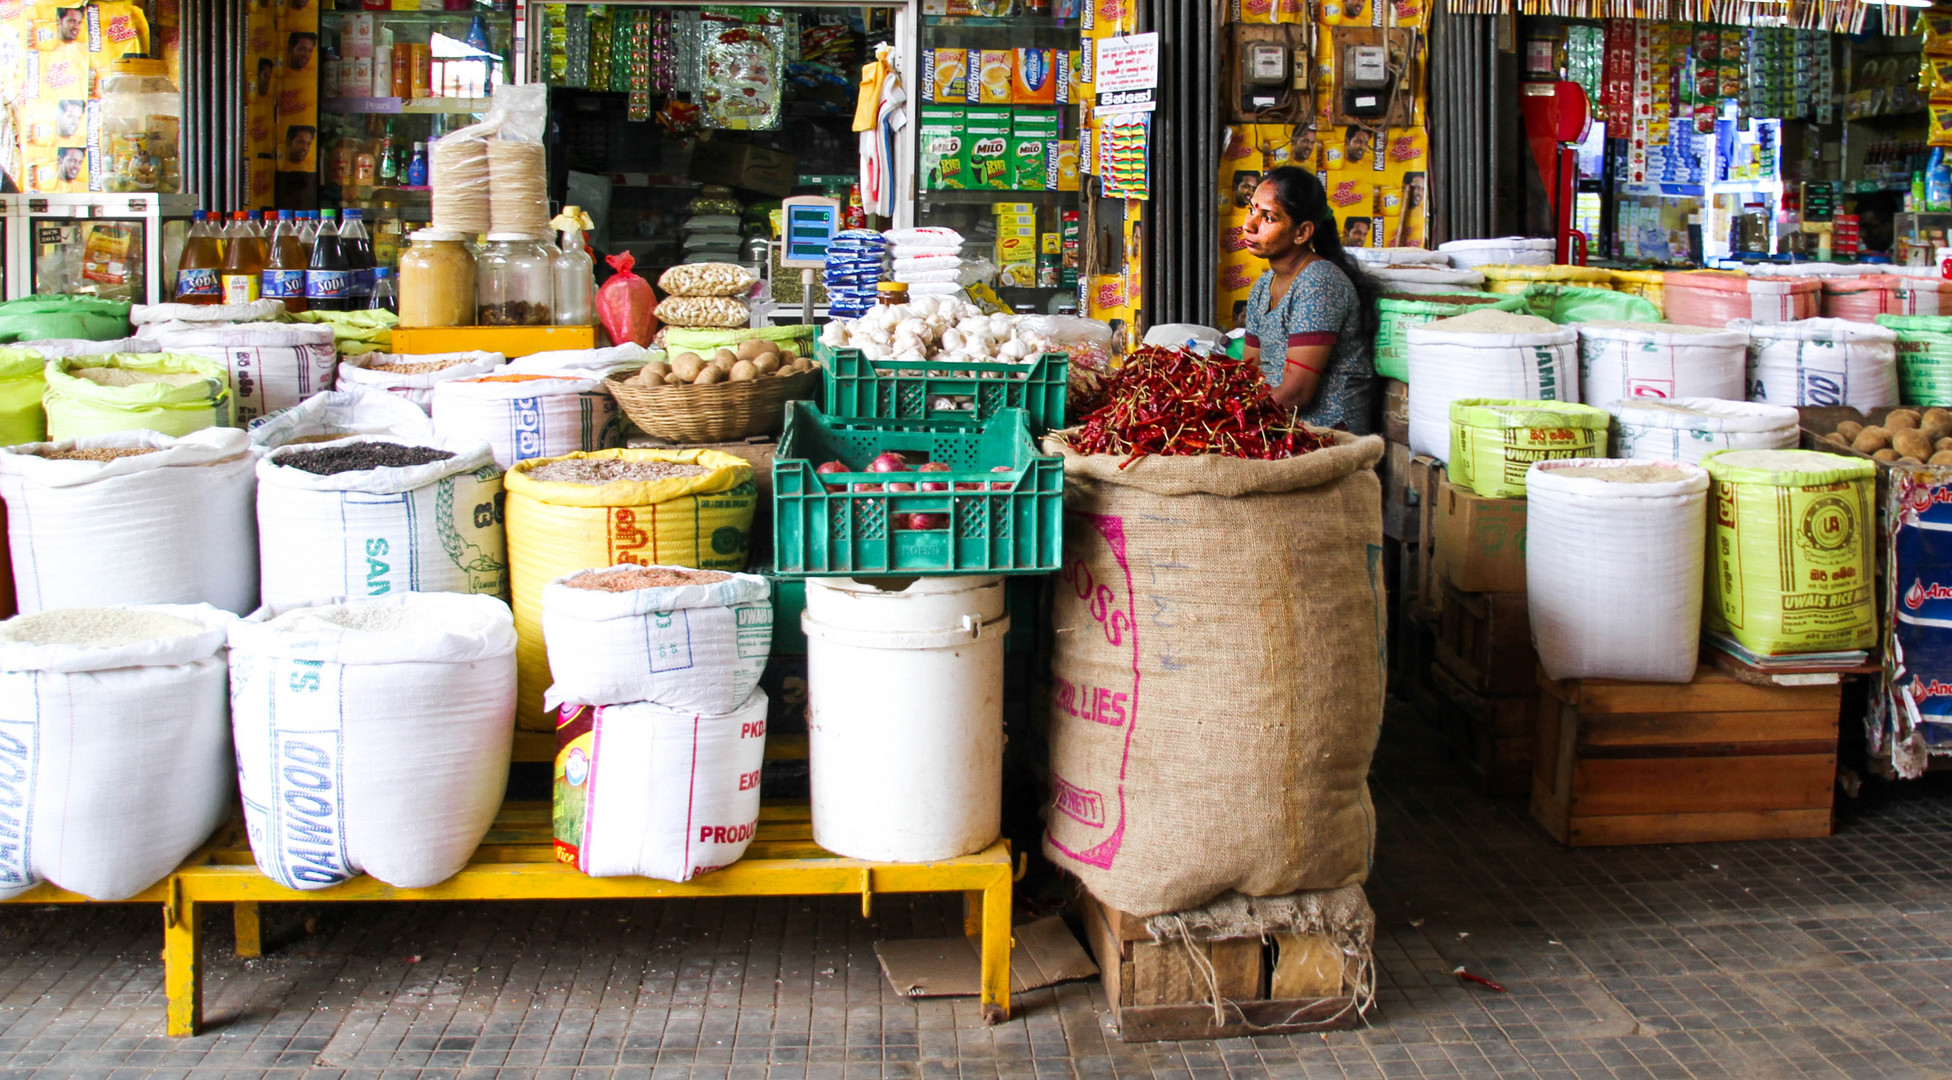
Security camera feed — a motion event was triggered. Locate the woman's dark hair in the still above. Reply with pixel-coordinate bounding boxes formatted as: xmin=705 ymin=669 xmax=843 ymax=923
xmin=1259 ymin=165 xmax=1379 ymax=340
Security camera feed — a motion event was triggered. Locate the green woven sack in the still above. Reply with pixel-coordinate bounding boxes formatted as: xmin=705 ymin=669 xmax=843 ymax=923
xmin=43 ymin=352 xmax=232 ymax=440
xmin=1520 ymin=283 xmax=1661 ymax=325
xmin=1875 ymin=314 xmax=1952 ymax=406
xmin=0 ymin=295 xmax=132 ymax=343
xmin=1373 ymin=292 xmax=1526 ymax=381
xmin=0 ymin=348 xmax=47 ymax=446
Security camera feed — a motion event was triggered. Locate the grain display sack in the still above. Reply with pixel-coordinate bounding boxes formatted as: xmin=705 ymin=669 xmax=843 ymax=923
xmin=1702 ymin=449 xmax=1877 ymax=655
xmin=335 ymin=351 xmax=505 ymax=410
xmin=1607 ymin=398 xmax=1800 ymax=465
xmin=1437 ymin=237 xmax=1553 ymax=268
xmin=1448 ymin=399 xmax=1609 ymax=499
xmin=1576 ymin=321 xmax=1748 ymax=405
xmin=1663 ymin=271 xmax=1820 ymax=327
xmin=0 ymin=603 xmax=234 ymax=901
xmin=0 ymin=350 xmax=45 ymax=446
xmin=1040 ymin=433 xmax=1385 ymax=917
xmin=505 ymin=450 xmax=757 ymax=730
xmin=256 ymin=436 xmax=507 ymax=608
xmin=1372 ymin=293 xmax=1521 ymax=382
xmin=1527 ymin=460 xmax=1710 ymax=682
xmin=504 ymin=342 xmax=657 ymax=380
xmin=552 ymin=690 xmax=769 ymax=882
xmin=149 ymin=324 xmax=338 ymax=426
xmin=1477 ymin=263 xmax=1614 ymax=295
xmin=131 ymin=298 xmax=285 ymax=328
xmin=1403 ymin=310 xmax=1578 ymax=461
xmin=1607 ymin=269 xmax=1668 ymax=315
xmin=1365 ymin=266 xmax=1487 ymax=296
xmin=542 ymin=564 xmax=772 ymax=714
xmin=11 ymin=336 xmax=158 ymax=359
xmin=1824 ymin=275 xmax=1952 ymax=322
xmin=0 ymin=429 xmax=258 ymax=615
xmin=0 ymin=296 xmax=131 ymax=342
xmin=43 ymin=353 xmax=231 ymax=440
xmin=288 ymin=308 xmax=398 ymax=356
xmin=1516 ymin=284 xmax=1661 ymax=325
xmin=430 ymin=373 xmax=623 ymax=471
xmin=1876 ymin=315 xmax=1952 ymax=406
xmin=229 ymin=594 xmax=517 ymax=890
xmin=247 ymin=388 xmax=436 ymax=451
xmin=1743 ymin=318 xmax=1899 ymax=410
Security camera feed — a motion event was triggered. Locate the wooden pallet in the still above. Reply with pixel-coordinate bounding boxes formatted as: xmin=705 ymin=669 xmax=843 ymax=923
xmin=1430 ymin=660 xmax=1534 ymax=798
xmin=1532 ymin=664 xmax=1840 ymax=846
xmin=1436 ymin=583 xmax=1535 ymax=698
xmin=1077 ymin=893 xmax=1361 ymax=1043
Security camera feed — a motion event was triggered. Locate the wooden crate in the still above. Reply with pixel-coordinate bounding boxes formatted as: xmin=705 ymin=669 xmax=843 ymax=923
xmin=1532 ymin=665 xmax=1840 ymax=847
xmin=1408 ymin=455 xmax=1446 ymax=611
xmin=1436 ymin=583 xmax=1536 ymax=697
xmin=1394 ymin=599 xmax=1441 ymax=719
xmin=1079 ymin=892 xmax=1360 ymax=1043
xmin=1382 ymin=379 xmax=1409 ymax=444
xmin=1430 ymin=660 xmax=1534 ymax=798
xmin=1382 ymin=440 xmax=1419 ymax=543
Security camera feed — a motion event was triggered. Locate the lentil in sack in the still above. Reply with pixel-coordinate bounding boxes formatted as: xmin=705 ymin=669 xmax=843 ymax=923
xmin=0 ymin=429 xmax=258 ymax=614
xmin=430 ymin=373 xmax=623 ymax=471
xmin=1039 ymin=432 xmax=1385 ymax=917
xmin=1702 ymin=449 xmax=1878 ymax=655
xmin=42 ymin=353 xmax=231 ymax=440
xmin=334 ymin=350 xmax=505 ymax=410
xmin=505 ymin=449 xmax=757 ymax=731
xmin=229 ymin=594 xmax=517 ymax=890
xmin=247 ymin=387 xmax=436 ymax=451
xmin=542 ymin=564 xmax=772 ymax=715
xmin=0 ymin=603 xmax=235 ymax=901
xmin=552 ymin=690 xmax=769 ymax=882
xmin=256 ymin=435 xmax=507 ymax=608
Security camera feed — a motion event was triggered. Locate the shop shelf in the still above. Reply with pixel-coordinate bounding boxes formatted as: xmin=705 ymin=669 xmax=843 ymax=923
xmin=322 ymin=96 xmax=494 ymax=114
xmin=772 ymin=402 xmax=1062 ymax=577
xmin=815 ymin=341 xmax=1067 ymax=434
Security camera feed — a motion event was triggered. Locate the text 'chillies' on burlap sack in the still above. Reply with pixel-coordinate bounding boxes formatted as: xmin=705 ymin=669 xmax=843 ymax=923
xmin=1039 ymin=431 xmax=1387 ymax=918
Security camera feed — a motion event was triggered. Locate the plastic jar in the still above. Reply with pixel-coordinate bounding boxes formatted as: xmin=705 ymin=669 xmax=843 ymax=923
xmin=98 ymin=59 xmax=181 ymax=193
xmin=476 ymin=234 xmax=552 ymax=326
xmin=398 ymin=229 xmax=476 ymax=328
xmin=876 ymin=281 xmax=910 ymax=307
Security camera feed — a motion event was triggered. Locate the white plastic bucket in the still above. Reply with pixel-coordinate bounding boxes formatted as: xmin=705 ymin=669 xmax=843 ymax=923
xmin=803 ymin=575 xmax=1008 ymax=862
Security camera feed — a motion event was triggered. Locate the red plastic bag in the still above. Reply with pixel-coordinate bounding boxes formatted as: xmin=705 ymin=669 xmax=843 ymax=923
xmin=597 ymin=252 xmax=658 ymax=346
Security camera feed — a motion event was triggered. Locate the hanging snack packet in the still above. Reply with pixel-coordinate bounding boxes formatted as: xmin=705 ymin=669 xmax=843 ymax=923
xmin=596 ymin=252 xmax=657 ymax=346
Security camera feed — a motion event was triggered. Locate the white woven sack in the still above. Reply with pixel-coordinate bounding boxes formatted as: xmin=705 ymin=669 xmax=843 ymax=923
xmin=1368 ymin=266 xmax=1487 ymax=295
xmin=334 ymin=351 xmax=506 ymax=411
xmin=256 ymin=436 xmax=508 ymax=607
xmin=130 ymin=299 xmax=286 ymax=326
xmin=504 ymin=342 xmax=654 ymax=380
xmin=1740 ymin=318 xmax=1899 ymax=409
xmin=1607 ymin=397 xmax=1799 ymax=465
xmin=430 ymin=374 xmax=622 ymax=470
xmin=1349 ymin=246 xmax=1448 ymax=267
xmin=247 ymin=387 xmax=436 ymax=451
xmin=1577 ymin=323 xmax=1747 ymax=405
xmin=565 ymin=689 xmax=769 ymax=881
xmin=13 ymin=336 xmax=156 ymax=358
xmin=0 ymin=429 xmax=258 ymax=615
xmin=1527 ymin=459 xmax=1709 ymax=682
xmin=0 ymin=603 xmax=234 ymax=900
xmin=542 ymin=565 xmax=773 ymax=714
xmin=1403 ymin=323 xmax=1579 ymax=461
xmin=150 ymin=323 xmax=339 ymax=426
xmin=1438 ymin=237 xmax=1554 ymax=269
xmin=229 ymin=594 xmax=517 ymax=890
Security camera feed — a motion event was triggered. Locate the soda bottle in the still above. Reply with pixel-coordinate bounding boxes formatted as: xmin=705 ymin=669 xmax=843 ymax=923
xmin=305 ymin=208 xmax=351 ymax=312
xmin=339 ymin=208 xmax=376 ymax=302
xmin=220 ymin=210 xmax=266 ymax=304
xmin=296 ymin=210 xmax=319 ymax=260
xmin=367 ymin=266 xmax=398 ymax=314
xmin=261 ymin=210 xmax=309 ymax=314
xmin=172 ymin=210 xmax=223 ymax=304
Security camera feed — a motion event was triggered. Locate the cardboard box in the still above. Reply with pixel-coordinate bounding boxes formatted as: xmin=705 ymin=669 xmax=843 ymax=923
xmin=1432 ymin=481 xmax=1527 ymax=594
xmin=1052 ymin=140 xmax=1080 ymax=191
xmin=973 ymin=49 xmax=1013 ymax=104
xmin=926 ymin=48 xmax=971 ymax=103
xmin=1014 ymin=48 xmax=1057 ymax=104
xmin=689 ymin=141 xmax=799 ymax=198
xmin=1009 ymin=137 xmax=1050 ymax=190
xmin=919 ymin=106 xmax=965 ymax=190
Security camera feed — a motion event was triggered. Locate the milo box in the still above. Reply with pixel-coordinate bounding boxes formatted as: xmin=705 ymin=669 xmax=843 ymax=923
xmin=920 ymin=106 xmax=965 ymax=191
xmin=965 ymin=108 xmax=1012 ymax=191
xmin=1009 ymin=136 xmax=1050 ymax=191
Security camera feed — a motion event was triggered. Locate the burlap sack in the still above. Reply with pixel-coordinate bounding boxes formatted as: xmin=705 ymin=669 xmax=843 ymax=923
xmin=1040 ymin=431 xmax=1386 ymax=917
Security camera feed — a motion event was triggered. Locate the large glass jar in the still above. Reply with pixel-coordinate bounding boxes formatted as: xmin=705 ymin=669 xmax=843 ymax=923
xmin=476 ymin=234 xmax=553 ymax=326
xmin=398 ymin=229 xmax=476 ymax=327
xmin=98 ymin=58 xmax=181 ymax=193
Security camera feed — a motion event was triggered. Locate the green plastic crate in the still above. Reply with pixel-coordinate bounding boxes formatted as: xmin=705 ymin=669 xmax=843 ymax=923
xmin=815 ymin=341 xmax=1069 ymax=434
xmin=772 ymin=402 xmax=1063 ymax=577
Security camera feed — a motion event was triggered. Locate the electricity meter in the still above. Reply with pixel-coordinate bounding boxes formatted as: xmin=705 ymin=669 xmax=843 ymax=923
xmin=1344 ymin=45 xmax=1389 ymax=88
xmin=1245 ymin=42 xmax=1288 ymax=85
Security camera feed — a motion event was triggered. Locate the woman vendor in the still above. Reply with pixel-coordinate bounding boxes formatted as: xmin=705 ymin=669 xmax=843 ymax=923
xmin=1241 ymin=166 xmax=1380 ymax=434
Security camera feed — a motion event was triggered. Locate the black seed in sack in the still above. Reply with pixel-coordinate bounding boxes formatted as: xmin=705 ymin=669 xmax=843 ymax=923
xmin=276 ymin=442 xmax=456 ymax=475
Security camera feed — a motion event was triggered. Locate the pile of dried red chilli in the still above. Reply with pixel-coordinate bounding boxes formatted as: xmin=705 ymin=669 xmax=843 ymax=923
xmin=1060 ymin=345 xmax=1333 ymax=466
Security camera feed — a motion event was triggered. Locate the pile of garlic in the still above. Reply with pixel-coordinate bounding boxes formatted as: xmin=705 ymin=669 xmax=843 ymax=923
xmin=816 ymin=294 xmax=1057 ymax=368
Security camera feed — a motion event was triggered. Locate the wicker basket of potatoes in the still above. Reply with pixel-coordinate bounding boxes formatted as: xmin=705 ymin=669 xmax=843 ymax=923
xmin=1815 ymin=407 xmax=1952 ymax=467
xmin=607 ymin=338 xmax=820 ymax=443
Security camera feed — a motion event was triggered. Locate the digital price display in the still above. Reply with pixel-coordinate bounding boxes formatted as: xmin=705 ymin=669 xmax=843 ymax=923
xmin=779 ymin=196 xmax=842 ymax=268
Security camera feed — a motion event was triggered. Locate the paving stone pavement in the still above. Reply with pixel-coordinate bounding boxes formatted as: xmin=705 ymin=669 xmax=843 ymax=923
xmin=4 ymin=701 xmax=1952 ymax=1080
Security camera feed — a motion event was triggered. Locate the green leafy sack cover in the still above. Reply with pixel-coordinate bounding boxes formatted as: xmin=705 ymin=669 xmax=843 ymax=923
xmin=0 ymin=295 xmax=132 ymax=343
xmin=290 ymin=308 xmax=398 ymax=356
xmin=43 ymin=352 xmax=232 ymax=441
xmin=1520 ymin=283 xmax=1661 ymax=325
xmin=663 ymin=324 xmax=814 ymax=357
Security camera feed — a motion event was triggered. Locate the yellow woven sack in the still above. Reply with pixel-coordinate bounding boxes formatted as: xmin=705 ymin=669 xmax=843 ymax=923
xmin=1476 ymin=263 xmax=1614 ymax=296
xmin=1449 ymin=399 xmax=1610 ymax=499
xmin=1702 ymin=449 xmax=1876 ymax=655
xmin=1607 ymin=269 xmax=1667 ymax=316
xmin=42 ymin=353 xmax=231 ymax=441
xmin=504 ymin=448 xmax=758 ymax=730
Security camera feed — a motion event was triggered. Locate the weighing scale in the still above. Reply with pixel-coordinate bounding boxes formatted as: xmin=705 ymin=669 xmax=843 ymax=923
xmin=779 ymin=195 xmax=842 ymax=324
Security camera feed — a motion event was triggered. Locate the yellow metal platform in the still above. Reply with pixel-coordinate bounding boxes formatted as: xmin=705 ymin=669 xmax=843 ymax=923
xmin=391 ymin=324 xmax=598 ymax=357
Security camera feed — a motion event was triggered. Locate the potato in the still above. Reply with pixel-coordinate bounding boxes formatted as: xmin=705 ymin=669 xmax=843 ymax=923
xmin=736 ymin=338 xmax=773 ymax=361
xmin=671 ymin=355 xmax=706 ymax=382
xmin=672 ymin=351 xmax=702 ymax=367
xmin=1835 ymin=421 xmax=1864 ymax=442
xmin=790 ymin=356 xmax=812 ymax=373
xmin=664 ymin=373 xmax=685 ymax=386
xmin=1937 ymin=437 xmax=1952 ymax=452
xmin=752 ymin=355 xmax=781 ymax=375
xmin=1887 ymin=409 xmax=1922 ymax=430
xmin=695 ymin=365 xmax=726 ymax=385
xmin=644 ymin=359 xmax=671 ymax=381
xmin=1852 ymin=427 xmax=1891 ymax=454
xmin=1893 ymin=430 xmax=1933 ymax=461
xmin=1932 ymin=450 xmax=1952 ymax=465
xmin=778 ymin=343 xmax=799 ymax=361
xmin=713 ymin=348 xmax=740 ymax=366
xmin=1820 ymin=433 xmax=1851 ymax=449
xmin=1874 ymin=449 xmax=1901 ymax=463
xmin=729 ymin=360 xmax=758 ymax=382
xmin=1925 ymin=416 xmax=1952 ymax=443
xmin=1902 ymin=456 xmax=1924 ymax=466
xmin=1925 ymin=408 xmax=1950 ymax=427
